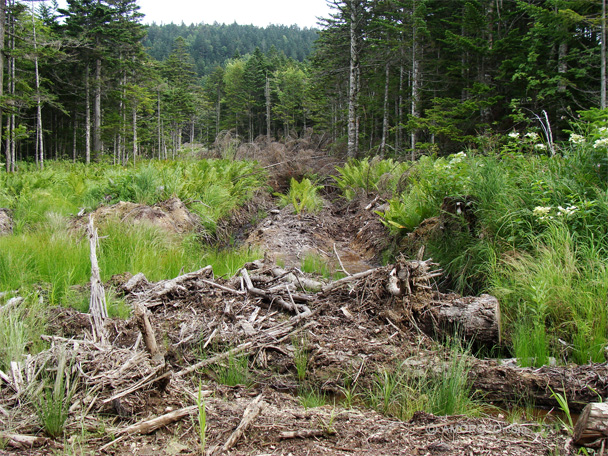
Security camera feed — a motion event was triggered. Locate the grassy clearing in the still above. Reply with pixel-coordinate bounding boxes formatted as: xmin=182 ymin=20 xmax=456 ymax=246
xmin=0 ymin=159 xmax=265 ymax=293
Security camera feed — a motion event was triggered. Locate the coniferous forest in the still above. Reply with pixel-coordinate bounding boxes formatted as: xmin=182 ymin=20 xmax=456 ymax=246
xmin=0 ymin=0 xmax=605 ymax=169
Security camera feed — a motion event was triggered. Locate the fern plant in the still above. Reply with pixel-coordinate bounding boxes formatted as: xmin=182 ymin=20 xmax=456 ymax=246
xmin=276 ymin=178 xmax=324 ymax=214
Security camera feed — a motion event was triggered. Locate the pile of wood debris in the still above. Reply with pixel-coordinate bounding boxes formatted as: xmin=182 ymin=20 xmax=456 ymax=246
xmin=0 ymin=250 xmax=584 ymax=455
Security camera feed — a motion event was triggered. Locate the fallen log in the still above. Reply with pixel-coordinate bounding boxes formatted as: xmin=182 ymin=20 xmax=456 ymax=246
xmin=416 ymin=293 xmax=501 ymax=346
xmin=574 ymin=402 xmax=608 ymax=446
xmin=470 ymin=360 xmax=608 ymax=412
xmin=0 ymin=433 xmax=62 ymax=450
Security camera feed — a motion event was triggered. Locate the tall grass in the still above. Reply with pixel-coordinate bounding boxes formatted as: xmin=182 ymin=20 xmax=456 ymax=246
xmin=338 ymin=144 xmax=608 ymax=364
xmin=368 ymin=340 xmax=479 ymax=420
xmin=0 ymin=159 xmax=266 ymax=301
xmin=492 ymin=223 xmax=608 ymax=364
xmin=33 ymin=348 xmax=78 ymax=438
xmin=0 ymin=295 xmax=47 ymax=371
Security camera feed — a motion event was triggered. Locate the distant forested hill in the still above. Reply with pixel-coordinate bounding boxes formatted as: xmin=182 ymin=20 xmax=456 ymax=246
xmin=143 ymin=22 xmax=319 ymax=76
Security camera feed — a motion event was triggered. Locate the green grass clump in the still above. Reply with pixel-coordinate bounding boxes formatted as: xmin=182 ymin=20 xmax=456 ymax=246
xmin=292 ymin=336 xmax=309 ymax=382
xmin=368 ymin=340 xmax=480 ymax=420
xmin=33 ymin=349 xmax=78 ymax=438
xmin=276 ymin=177 xmax=324 ymax=214
xmin=0 ymin=295 xmax=47 ymax=371
xmin=212 ymin=353 xmax=252 ymax=387
xmin=297 ymin=387 xmax=329 ymax=409
xmin=197 ymin=382 xmax=207 ymax=455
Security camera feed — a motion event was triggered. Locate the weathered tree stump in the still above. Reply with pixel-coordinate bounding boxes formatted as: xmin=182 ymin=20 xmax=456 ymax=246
xmin=574 ymin=402 xmax=608 ymax=446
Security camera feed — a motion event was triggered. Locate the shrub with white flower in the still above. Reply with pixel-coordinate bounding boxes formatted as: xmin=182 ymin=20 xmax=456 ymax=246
xmin=449 ymin=151 xmax=467 ymax=165
xmin=593 ymin=138 xmax=608 ymax=149
xmin=525 ymin=132 xmax=539 ymax=141
xmin=569 ymin=134 xmax=585 ymax=144
xmin=557 ymin=205 xmax=578 ymax=218
xmin=508 ymin=131 xmax=520 ymax=140
xmin=533 ymin=206 xmax=552 ymax=221
xmin=534 ymin=143 xmax=547 ymax=151
xmin=599 ymin=126 xmax=608 ymax=135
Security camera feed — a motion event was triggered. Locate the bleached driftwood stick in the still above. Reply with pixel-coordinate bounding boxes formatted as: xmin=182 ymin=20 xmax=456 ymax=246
xmin=221 ymin=394 xmax=265 ymax=452
xmin=117 ymin=405 xmax=197 ymax=436
xmin=240 ymin=268 xmax=311 ymax=319
xmin=321 ymin=268 xmax=376 ymax=294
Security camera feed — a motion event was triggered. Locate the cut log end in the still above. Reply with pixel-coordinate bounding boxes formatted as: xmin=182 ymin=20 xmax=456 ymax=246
xmin=574 ymin=402 xmax=608 ymax=446
xmin=418 ymin=293 xmax=501 ymax=346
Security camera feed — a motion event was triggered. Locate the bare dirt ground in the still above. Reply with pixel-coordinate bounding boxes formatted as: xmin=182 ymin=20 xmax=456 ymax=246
xmin=0 ymin=183 xmax=576 ymax=455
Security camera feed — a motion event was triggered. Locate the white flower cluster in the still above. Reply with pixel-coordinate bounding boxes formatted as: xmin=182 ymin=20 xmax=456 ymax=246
xmin=508 ymin=131 xmax=520 ymax=139
xmin=449 ymin=151 xmax=467 ymax=164
xmin=569 ymin=134 xmax=585 ymax=144
xmin=557 ymin=205 xmax=578 ymax=217
xmin=533 ymin=206 xmax=552 ymax=221
xmin=534 ymin=143 xmax=547 ymax=150
xmin=525 ymin=132 xmax=539 ymax=141
xmin=533 ymin=205 xmax=579 ymax=221
xmin=593 ymin=138 xmax=608 ymax=149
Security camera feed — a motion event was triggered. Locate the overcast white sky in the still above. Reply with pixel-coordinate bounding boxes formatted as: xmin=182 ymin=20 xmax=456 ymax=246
xmin=55 ymin=0 xmax=333 ymax=29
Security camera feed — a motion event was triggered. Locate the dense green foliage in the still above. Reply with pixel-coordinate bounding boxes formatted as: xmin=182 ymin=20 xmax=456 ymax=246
xmin=334 ymin=114 xmax=608 ymax=365
xmin=144 ymin=22 xmax=318 ymax=76
xmin=313 ymin=0 xmax=605 ymax=155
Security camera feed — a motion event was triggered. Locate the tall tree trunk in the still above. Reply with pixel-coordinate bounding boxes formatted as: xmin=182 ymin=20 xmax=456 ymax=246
xmin=265 ymin=74 xmax=271 ymax=140
xmin=410 ymin=1 xmax=420 ymax=160
xmin=31 ymin=1 xmax=43 ymax=170
xmin=216 ymin=84 xmax=221 ymax=139
xmin=602 ymin=0 xmax=606 ymax=109
xmin=7 ymin=2 xmax=14 ymax=172
xmin=396 ymin=62 xmax=404 ymax=153
xmin=94 ymin=56 xmax=102 ymax=156
xmin=73 ymin=118 xmax=77 ymax=163
xmin=85 ymin=64 xmax=91 ymax=165
xmin=0 ymin=0 xmax=5 ymax=171
xmin=557 ymin=42 xmax=567 ymax=93
xmin=132 ymin=107 xmax=137 ymax=165
xmin=380 ymin=62 xmax=390 ymax=157
xmin=347 ymin=0 xmax=361 ymax=158
xmin=157 ymin=89 xmax=162 ymax=159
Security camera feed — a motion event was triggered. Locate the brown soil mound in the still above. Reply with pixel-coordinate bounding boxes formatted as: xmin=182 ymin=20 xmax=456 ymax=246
xmin=73 ymin=197 xmax=201 ymax=234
